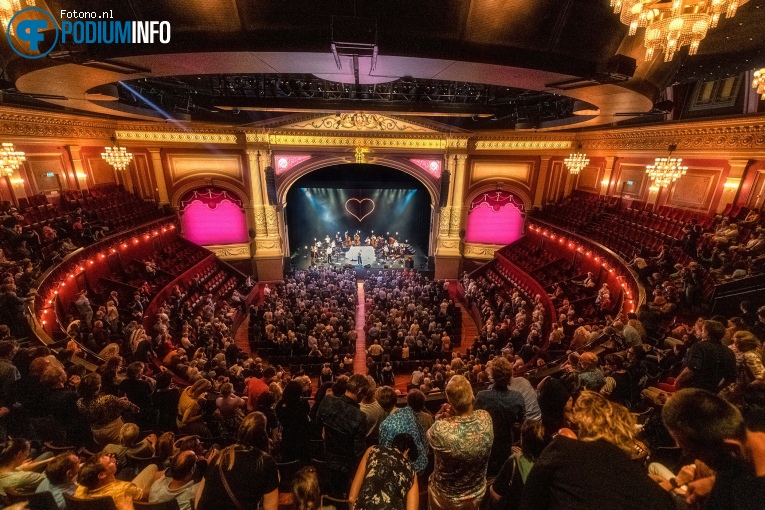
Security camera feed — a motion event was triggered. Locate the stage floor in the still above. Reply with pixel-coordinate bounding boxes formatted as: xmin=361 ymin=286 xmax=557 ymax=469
xmin=292 ymin=244 xmax=430 ymax=271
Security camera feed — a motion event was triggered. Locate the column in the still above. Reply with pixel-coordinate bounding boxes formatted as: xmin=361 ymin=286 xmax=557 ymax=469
xmin=246 ymin=147 xmax=284 ymax=281
xmin=449 ymin=154 xmax=468 ymax=237
xmin=600 ymin=156 xmax=616 ymax=196
xmin=147 ymin=148 xmax=170 ymax=205
xmin=66 ymin=145 xmax=88 ymax=190
xmin=534 ymin=156 xmax=552 ymax=207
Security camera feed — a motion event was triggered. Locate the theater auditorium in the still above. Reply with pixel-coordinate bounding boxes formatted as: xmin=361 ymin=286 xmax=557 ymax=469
xmin=0 ymin=1 xmax=763 ymax=509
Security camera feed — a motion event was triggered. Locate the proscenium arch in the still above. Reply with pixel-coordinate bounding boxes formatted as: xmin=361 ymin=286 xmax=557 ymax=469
xmin=276 ymin=155 xmax=440 ymax=207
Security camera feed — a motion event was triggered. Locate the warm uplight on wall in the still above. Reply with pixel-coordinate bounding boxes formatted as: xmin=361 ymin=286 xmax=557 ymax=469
xmin=601 ymin=179 xmax=610 ymax=186
xmin=649 ymin=185 xmax=660 ymax=192
xmin=723 ymin=178 xmax=741 ymax=190
xmin=10 ymin=178 xmax=24 ymax=185
xmin=76 ymin=172 xmax=87 ymax=179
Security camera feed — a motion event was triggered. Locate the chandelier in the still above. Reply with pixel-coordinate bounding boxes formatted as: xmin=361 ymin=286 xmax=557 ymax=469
xmin=646 ymin=144 xmax=687 ymax=187
xmin=753 ymin=69 xmax=765 ymax=100
xmin=101 ymin=139 xmax=133 ymax=171
xmin=0 ymin=0 xmax=34 ymax=32
xmin=0 ymin=142 xmax=26 ymax=177
xmin=611 ymin=0 xmax=750 ymax=62
xmin=564 ymin=145 xmax=590 ymax=176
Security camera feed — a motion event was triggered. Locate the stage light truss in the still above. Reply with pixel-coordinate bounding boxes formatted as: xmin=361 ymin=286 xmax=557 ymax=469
xmin=117 ymin=75 xmax=580 ymax=124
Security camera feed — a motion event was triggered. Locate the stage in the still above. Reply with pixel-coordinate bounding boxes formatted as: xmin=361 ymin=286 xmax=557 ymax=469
xmin=292 ymin=244 xmax=429 ymax=271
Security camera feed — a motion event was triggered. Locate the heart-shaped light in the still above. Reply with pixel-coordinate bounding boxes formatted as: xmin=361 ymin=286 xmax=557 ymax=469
xmin=345 ymin=198 xmax=375 ymax=222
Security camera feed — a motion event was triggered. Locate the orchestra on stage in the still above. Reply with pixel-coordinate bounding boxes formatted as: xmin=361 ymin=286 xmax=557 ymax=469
xmin=307 ymin=230 xmax=411 ymax=266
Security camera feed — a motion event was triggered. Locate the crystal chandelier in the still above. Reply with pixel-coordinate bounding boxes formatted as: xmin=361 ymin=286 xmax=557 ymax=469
xmin=101 ymin=139 xmax=133 ymax=171
xmin=0 ymin=142 xmax=26 ymax=177
xmin=753 ymin=69 xmax=765 ymax=100
xmin=564 ymin=145 xmax=590 ymax=176
xmin=1 ymin=0 xmax=35 ymax=34
xmin=646 ymin=144 xmax=687 ymax=188
xmin=611 ymin=0 xmax=750 ymax=62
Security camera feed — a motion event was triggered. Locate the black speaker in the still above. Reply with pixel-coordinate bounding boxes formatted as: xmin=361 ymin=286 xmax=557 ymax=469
xmin=264 ymin=166 xmax=278 ymax=205
xmin=383 ymin=265 xmax=389 ymax=269
xmin=602 ymin=54 xmax=636 ymax=79
xmin=364 ymin=264 xmax=371 ymax=269
xmin=439 ymin=170 xmax=451 ymax=208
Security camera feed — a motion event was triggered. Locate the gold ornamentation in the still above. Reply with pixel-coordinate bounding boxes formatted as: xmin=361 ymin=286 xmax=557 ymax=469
xmin=463 ymin=243 xmax=504 ymax=259
xmin=449 ymin=207 xmax=463 ymax=237
xmin=203 ymin=243 xmax=251 ymax=260
xmin=355 ymin=147 xmax=369 ymax=164
xmin=474 ymin=140 xmax=572 ymax=150
xmin=264 ymin=206 xmax=279 ymax=236
xmin=116 ymin=131 xmax=239 ymax=144
xmin=439 ymin=207 xmax=452 ymax=235
xmin=254 ymin=206 xmax=267 ymax=235
xmin=578 ymin=118 xmax=765 ymax=151
xmin=438 ymin=240 xmax=460 ymax=249
xmin=255 ymin=240 xmax=280 ymax=250
xmin=245 ymin=133 xmax=468 ymax=149
xmin=288 ymin=113 xmax=433 ymax=132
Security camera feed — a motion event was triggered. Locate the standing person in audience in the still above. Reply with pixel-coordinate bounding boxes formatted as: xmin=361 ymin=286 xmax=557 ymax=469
xmin=379 ymin=390 xmax=430 ymax=475
xmin=428 ymin=375 xmax=494 ymax=510
xmin=475 ymin=357 xmax=526 ymax=477
xmin=519 ymin=391 xmax=673 ymax=510
xmin=317 ymin=373 xmax=370 ymax=498
xmin=662 ymin=388 xmax=765 ymax=510
xmin=196 ymin=412 xmax=279 ymax=510
xmin=349 ymin=433 xmax=420 ymax=510
xmin=275 ymin=380 xmax=310 ymax=463
xmin=77 ymin=373 xmax=140 ymax=446
xmin=407 ymin=389 xmax=434 ymax=433
xmin=35 ymin=452 xmax=79 ymax=509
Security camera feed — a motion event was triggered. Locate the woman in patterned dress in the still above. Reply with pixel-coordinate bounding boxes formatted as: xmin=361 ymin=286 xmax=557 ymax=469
xmin=348 ymin=433 xmax=419 ymax=510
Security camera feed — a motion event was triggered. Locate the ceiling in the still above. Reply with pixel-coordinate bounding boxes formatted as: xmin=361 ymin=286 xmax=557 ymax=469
xmin=2 ymin=0 xmax=763 ymax=130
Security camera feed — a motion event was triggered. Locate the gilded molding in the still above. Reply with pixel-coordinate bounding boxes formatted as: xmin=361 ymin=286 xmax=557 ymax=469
xmin=449 ymin=207 xmax=463 ymax=237
xmin=202 ymin=243 xmax=251 ymax=260
xmin=463 ymin=243 xmax=503 ymax=260
xmin=254 ymin=206 xmax=267 ymax=236
xmin=245 ymin=132 xmax=468 ymax=149
xmin=264 ymin=206 xmax=279 ymax=236
xmin=474 ymin=140 xmax=573 ymax=150
xmin=286 ymin=113 xmax=433 ymax=132
xmin=578 ymin=119 xmax=765 ymax=151
xmin=116 ymin=131 xmax=239 ymax=144
xmin=254 ymin=239 xmax=281 ymax=251
xmin=439 ymin=207 xmax=452 ymax=235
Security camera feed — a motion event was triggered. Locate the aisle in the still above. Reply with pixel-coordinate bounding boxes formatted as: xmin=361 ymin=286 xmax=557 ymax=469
xmin=354 ymin=281 xmax=367 ymax=374
xmin=458 ymin=303 xmax=479 ymax=355
xmin=233 ymin=315 xmax=251 ymax=354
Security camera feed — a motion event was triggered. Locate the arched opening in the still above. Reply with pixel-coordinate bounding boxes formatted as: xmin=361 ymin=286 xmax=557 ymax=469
xmin=179 ymin=186 xmax=248 ymax=245
xmin=465 ymin=190 xmax=525 ymax=245
xmin=285 ymin=164 xmax=432 ymax=269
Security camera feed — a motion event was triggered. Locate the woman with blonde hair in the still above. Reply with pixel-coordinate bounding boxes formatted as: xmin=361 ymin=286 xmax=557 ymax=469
xmin=177 ymin=379 xmax=212 ymax=436
xmin=732 ymin=331 xmax=765 ymax=384
xmin=519 ymin=391 xmax=673 ymax=510
xmin=196 ymin=412 xmax=278 ymax=510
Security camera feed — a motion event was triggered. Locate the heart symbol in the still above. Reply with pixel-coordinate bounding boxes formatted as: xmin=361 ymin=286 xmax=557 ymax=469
xmin=345 ymin=198 xmax=375 ymax=222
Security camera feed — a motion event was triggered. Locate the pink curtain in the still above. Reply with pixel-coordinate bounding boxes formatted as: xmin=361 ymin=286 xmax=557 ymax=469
xmin=180 ymin=187 xmax=248 ymax=245
xmin=465 ymin=191 xmax=524 ymax=245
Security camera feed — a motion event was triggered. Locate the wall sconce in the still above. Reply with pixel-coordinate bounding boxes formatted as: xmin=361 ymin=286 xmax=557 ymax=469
xmin=600 ymin=179 xmax=610 ymax=186
xmin=649 ymin=185 xmax=660 ymax=192
xmin=723 ymin=178 xmax=741 ymax=190
xmin=10 ymin=178 xmax=24 ymax=185
xmin=75 ymin=172 xmax=87 ymax=179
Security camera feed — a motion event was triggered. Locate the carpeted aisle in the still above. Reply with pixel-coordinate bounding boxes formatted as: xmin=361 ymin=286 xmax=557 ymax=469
xmin=354 ymin=281 xmax=367 ymax=374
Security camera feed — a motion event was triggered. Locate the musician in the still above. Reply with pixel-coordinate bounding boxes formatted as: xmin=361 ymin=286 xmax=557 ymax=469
xmin=357 ymin=250 xmax=363 ymax=265
xmin=383 ymin=245 xmax=390 ymax=260
xmin=365 ymin=237 xmax=371 ymax=245
xmin=354 ymin=233 xmax=361 ymax=246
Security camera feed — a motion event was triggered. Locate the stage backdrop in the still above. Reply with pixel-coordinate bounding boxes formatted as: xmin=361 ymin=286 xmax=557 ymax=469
xmin=285 ymin=164 xmax=431 ymax=258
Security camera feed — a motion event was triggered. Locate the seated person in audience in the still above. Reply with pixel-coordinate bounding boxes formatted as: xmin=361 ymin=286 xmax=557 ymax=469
xmin=74 ymin=452 xmax=158 ymax=504
xmin=35 ymin=452 xmax=80 ymax=510
xmin=0 ymin=438 xmax=47 ymax=496
xmin=148 ymin=450 xmax=199 ymax=510
xmin=102 ymin=423 xmax=156 ymax=470
xmin=662 ymin=388 xmax=765 ymax=510
xmin=730 ymin=232 xmax=765 ymax=255
xmin=576 ymin=272 xmax=596 ymax=289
